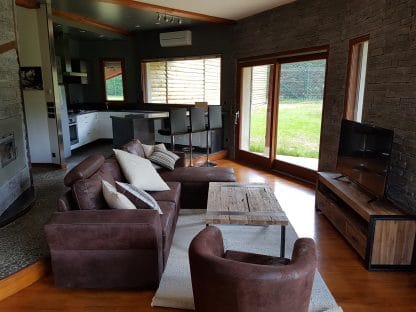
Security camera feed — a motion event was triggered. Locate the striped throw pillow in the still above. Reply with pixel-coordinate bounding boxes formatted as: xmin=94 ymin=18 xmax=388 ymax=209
xmin=148 ymin=146 xmax=180 ymax=171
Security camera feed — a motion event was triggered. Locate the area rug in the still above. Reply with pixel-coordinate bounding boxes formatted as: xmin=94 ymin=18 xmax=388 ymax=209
xmin=152 ymin=209 xmax=342 ymax=312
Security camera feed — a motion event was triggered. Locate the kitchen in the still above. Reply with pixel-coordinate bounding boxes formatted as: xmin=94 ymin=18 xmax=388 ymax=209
xmin=56 ymin=33 xmax=222 ymax=162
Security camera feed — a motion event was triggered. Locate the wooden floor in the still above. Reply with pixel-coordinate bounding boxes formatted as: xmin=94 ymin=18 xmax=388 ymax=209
xmin=1 ymin=159 xmax=415 ymax=312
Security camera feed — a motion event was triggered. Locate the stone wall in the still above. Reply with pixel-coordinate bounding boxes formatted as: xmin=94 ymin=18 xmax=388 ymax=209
xmin=0 ymin=0 xmax=31 ymax=215
xmin=230 ymin=0 xmax=416 ymax=211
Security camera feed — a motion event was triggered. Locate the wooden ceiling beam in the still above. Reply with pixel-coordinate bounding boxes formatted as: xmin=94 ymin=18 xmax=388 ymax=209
xmin=96 ymin=0 xmax=235 ymax=25
xmin=15 ymin=0 xmax=40 ymax=9
xmin=52 ymin=8 xmax=130 ymax=36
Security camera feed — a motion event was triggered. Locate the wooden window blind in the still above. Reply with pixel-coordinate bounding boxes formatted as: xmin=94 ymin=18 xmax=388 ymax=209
xmin=143 ymin=57 xmax=221 ymax=105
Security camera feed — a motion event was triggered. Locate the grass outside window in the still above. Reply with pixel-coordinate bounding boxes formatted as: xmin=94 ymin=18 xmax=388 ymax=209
xmin=249 ymin=100 xmax=322 ymax=158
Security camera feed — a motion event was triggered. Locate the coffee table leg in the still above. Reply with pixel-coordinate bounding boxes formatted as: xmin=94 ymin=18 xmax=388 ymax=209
xmin=280 ymin=225 xmax=286 ymax=258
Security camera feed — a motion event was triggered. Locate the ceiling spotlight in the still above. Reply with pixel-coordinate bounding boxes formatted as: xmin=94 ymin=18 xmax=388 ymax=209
xmin=156 ymin=12 xmax=161 ymax=24
xmin=135 ymin=24 xmax=141 ymax=28
xmin=99 ymin=34 xmax=104 ymax=38
xmin=80 ymin=30 xmax=86 ymax=33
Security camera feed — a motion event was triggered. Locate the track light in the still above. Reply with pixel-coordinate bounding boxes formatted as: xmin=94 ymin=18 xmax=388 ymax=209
xmin=155 ymin=12 xmax=183 ymax=25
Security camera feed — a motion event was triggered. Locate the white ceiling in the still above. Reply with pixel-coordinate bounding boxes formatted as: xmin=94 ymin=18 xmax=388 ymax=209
xmin=136 ymin=0 xmax=296 ymax=20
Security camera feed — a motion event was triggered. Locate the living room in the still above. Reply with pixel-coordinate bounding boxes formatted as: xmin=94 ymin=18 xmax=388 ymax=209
xmin=0 ymin=0 xmax=415 ymax=311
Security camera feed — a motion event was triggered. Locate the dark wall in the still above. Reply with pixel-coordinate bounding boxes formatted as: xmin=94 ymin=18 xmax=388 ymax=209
xmin=133 ymin=23 xmax=234 ymax=148
xmin=77 ymin=39 xmax=138 ymax=105
xmin=134 ymin=26 xmax=233 ymax=100
xmin=231 ymin=0 xmax=416 ymax=211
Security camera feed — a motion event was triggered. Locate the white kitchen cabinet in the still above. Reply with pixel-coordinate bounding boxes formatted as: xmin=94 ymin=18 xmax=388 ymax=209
xmin=76 ymin=112 xmax=98 ymax=146
xmin=71 ymin=111 xmax=151 ymax=150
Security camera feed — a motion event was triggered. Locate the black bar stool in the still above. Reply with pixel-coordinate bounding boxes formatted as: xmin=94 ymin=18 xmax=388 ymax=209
xmin=189 ymin=107 xmax=207 ymax=167
xmin=204 ymin=105 xmax=222 ymax=167
xmin=158 ymin=108 xmax=189 ymax=152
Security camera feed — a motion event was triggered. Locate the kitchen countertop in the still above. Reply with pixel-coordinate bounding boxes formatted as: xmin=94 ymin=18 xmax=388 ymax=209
xmin=68 ymin=110 xmax=169 ymax=119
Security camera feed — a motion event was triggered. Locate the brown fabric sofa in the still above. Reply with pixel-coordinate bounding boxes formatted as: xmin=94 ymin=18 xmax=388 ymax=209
xmin=189 ymin=226 xmax=317 ymax=312
xmin=44 ymin=139 xmax=235 ymax=289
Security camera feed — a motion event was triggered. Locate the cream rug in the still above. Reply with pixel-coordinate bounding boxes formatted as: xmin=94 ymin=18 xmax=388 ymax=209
xmin=152 ymin=209 xmax=342 ymax=312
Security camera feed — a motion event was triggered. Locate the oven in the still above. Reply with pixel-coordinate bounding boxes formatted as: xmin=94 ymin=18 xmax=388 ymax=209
xmin=68 ymin=116 xmax=79 ymax=145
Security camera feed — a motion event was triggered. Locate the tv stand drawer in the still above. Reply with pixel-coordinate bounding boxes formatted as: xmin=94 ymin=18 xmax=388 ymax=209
xmin=316 ymin=190 xmax=367 ymax=259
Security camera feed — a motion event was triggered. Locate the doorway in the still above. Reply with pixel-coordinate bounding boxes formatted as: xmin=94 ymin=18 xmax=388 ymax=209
xmin=236 ymin=52 xmax=327 ymax=182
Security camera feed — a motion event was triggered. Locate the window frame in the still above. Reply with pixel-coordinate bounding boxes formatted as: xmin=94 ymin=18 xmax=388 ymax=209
xmin=344 ymin=35 xmax=370 ymax=121
xmin=140 ymin=54 xmax=222 ymax=105
xmin=100 ymin=58 xmax=127 ymax=104
xmin=235 ymin=48 xmax=329 ymax=183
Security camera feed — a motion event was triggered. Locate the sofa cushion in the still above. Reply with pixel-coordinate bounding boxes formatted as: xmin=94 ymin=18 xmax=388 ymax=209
xmin=64 ymin=155 xmax=105 ymax=187
xmin=116 ymin=182 xmax=163 ymax=215
xmin=159 ymin=167 xmax=236 ymax=183
xmin=71 ymin=167 xmax=115 ymax=211
xmin=142 ymin=143 xmax=165 ymax=158
xmin=149 ymin=151 xmax=179 ymax=171
xmin=121 ymin=139 xmax=146 ymax=158
xmin=102 ymin=180 xmax=136 ymax=210
xmin=114 ymin=149 xmax=170 ymax=192
xmin=149 ymin=182 xmax=181 ymax=212
xmin=102 ymin=156 xmax=125 ymax=183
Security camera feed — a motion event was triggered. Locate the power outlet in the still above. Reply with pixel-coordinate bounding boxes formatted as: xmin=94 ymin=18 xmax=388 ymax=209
xmin=52 ymin=153 xmax=56 ymax=158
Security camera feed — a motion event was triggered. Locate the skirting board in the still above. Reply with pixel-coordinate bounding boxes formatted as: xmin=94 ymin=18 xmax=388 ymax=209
xmin=0 ymin=259 xmax=49 ymax=302
xmin=31 ymin=163 xmax=67 ymax=170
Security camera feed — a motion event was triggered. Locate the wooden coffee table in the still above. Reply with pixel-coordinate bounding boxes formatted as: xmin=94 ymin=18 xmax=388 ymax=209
xmin=206 ymin=182 xmax=289 ymax=257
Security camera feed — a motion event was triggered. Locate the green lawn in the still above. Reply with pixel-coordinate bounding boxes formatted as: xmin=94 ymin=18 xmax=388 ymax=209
xmin=249 ymin=100 xmax=322 ymax=158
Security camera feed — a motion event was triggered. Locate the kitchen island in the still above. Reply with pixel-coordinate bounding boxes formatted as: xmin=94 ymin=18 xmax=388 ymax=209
xmin=111 ymin=111 xmax=169 ymax=148
xmin=69 ymin=110 xmax=168 ymax=150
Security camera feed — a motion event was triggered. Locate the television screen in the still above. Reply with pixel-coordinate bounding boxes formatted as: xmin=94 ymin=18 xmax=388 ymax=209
xmin=336 ymin=119 xmax=394 ymax=198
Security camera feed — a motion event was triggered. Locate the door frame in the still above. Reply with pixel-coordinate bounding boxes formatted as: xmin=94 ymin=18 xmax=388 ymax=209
xmin=235 ymin=47 xmax=329 ymax=183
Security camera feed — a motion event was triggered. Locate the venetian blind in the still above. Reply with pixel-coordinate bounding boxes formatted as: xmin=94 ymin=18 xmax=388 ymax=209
xmin=144 ymin=57 xmax=221 ymax=105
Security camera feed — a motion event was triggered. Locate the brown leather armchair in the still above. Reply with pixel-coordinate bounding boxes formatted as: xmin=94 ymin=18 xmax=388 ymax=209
xmin=189 ymin=226 xmax=317 ymax=312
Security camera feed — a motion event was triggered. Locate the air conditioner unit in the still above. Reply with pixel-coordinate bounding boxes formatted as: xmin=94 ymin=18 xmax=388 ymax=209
xmin=160 ymin=30 xmax=192 ymax=47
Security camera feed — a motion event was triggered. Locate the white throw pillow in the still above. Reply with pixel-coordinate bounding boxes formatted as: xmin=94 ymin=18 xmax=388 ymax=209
xmin=114 ymin=149 xmax=170 ymax=191
xmin=116 ymin=182 xmax=163 ymax=215
xmin=102 ymin=180 xmax=136 ymax=210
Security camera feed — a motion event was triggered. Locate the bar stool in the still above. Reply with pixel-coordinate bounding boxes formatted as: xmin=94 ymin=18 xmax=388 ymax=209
xmin=189 ymin=107 xmax=207 ymax=167
xmin=204 ymin=105 xmax=222 ymax=167
xmin=158 ymin=108 xmax=189 ymax=152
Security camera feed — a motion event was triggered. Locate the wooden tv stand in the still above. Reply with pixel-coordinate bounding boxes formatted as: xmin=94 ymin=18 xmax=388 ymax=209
xmin=316 ymin=172 xmax=416 ymax=271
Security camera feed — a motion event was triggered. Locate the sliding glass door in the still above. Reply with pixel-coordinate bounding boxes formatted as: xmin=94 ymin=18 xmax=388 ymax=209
xmin=275 ymin=59 xmax=326 ymax=171
xmin=236 ymin=54 xmax=327 ymax=181
xmin=238 ymin=64 xmax=274 ymax=158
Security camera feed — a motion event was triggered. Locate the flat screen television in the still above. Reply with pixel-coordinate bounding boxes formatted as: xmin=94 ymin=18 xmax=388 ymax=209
xmin=336 ymin=119 xmax=394 ymax=198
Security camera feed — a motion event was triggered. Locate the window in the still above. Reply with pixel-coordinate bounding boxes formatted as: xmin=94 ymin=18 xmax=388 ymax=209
xmin=236 ymin=49 xmax=328 ymax=182
xmin=102 ymin=60 xmax=125 ymax=102
xmin=143 ymin=56 xmax=221 ymax=105
xmin=345 ymin=36 xmax=369 ymax=122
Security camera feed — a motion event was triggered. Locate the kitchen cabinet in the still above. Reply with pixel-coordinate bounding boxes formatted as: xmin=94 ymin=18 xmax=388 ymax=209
xmin=71 ymin=112 xmax=141 ymax=150
xmin=77 ymin=112 xmax=98 ymax=145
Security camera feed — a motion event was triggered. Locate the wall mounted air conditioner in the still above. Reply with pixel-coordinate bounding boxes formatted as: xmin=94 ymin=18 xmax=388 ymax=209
xmin=160 ymin=30 xmax=192 ymax=47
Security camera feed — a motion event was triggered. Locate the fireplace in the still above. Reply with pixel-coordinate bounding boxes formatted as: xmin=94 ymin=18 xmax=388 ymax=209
xmin=0 ymin=116 xmax=32 ymax=223
xmin=0 ymin=133 xmax=17 ymax=168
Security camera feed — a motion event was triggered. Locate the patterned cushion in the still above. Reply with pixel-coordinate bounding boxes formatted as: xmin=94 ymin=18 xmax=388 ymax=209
xmin=148 ymin=145 xmax=180 ymax=170
xmin=116 ymin=182 xmax=162 ymax=214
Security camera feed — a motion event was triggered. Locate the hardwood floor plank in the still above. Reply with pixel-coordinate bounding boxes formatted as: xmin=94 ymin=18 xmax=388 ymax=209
xmin=0 ymin=159 xmax=415 ymax=311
